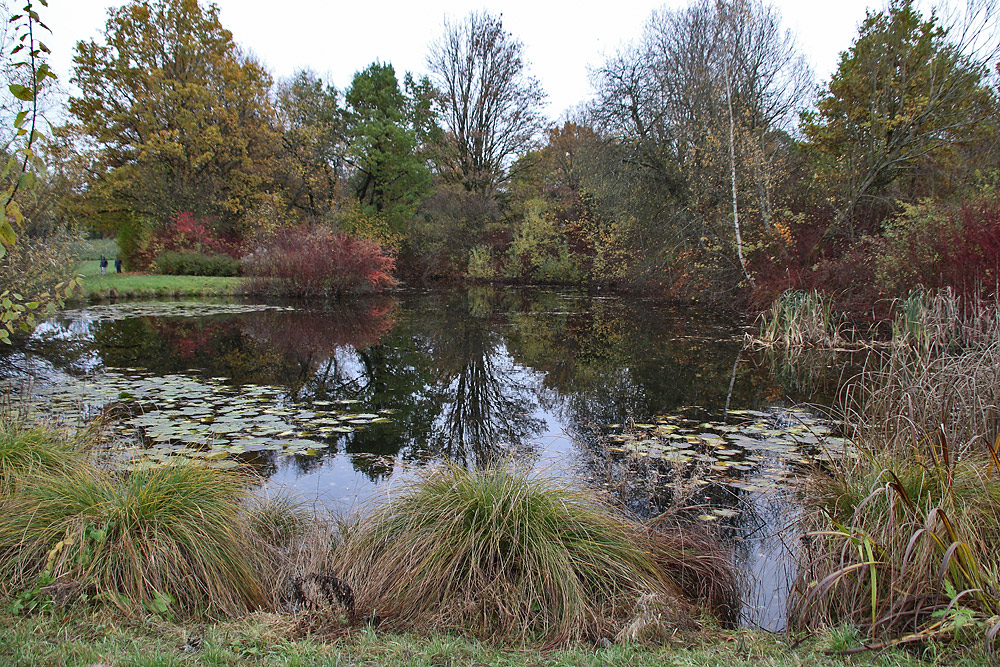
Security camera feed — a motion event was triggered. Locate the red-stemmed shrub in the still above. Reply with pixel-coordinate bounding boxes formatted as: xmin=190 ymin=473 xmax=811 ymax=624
xmin=241 ymin=225 xmax=397 ymax=298
xmin=876 ymin=194 xmax=1000 ymax=298
xmin=133 ymin=212 xmax=241 ymax=270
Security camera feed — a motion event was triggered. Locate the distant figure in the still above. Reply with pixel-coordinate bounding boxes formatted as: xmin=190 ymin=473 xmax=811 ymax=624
xmin=99 ymin=255 xmax=108 ymax=275
xmin=114 ymin=257 xmax=122 ymax=273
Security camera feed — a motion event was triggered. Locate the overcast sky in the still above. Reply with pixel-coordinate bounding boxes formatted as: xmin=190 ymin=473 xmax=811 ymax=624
xmin=45 ymin=0 xmax=897 ymax=119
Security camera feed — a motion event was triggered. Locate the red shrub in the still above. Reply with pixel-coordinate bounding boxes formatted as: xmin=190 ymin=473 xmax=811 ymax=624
xmin=876 ymin=195 xmax=1000 ymax=298
xmin=242 ymin=225 xmax=398 ymax=298
xmin=134 ymin=212 xmax=241 ymax=269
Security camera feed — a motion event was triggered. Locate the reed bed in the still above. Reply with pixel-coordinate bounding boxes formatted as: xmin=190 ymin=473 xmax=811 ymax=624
xmin=791 ymin=300 xmax=1000 ymax=648
xmin=891 ymin=288 xmax=1000 ymax=355
xmin=755 ymin=290 xmax=843 ymax=348
xmin=330 ymin=462 xmax=734 ymax=644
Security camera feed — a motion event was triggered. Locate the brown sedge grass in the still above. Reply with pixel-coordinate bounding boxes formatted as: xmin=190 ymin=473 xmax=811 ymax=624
xmin=0 ymin=459 xmax=307 ymax=617
xmin=329 ymin=461 xmax=731 ymax=645
xmin=0 ymin=413 xmax=88 ymax=495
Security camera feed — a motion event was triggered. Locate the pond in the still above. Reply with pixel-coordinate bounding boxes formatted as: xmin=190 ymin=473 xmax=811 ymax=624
xmin=0 ymin=286 xmax=860 ymax=630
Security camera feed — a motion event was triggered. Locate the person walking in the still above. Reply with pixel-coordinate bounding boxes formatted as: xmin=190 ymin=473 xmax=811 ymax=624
xmin=114 ymin=257 xmax=122 ymax=273
xmin=100 ymin=255 xmax=108 ymax=275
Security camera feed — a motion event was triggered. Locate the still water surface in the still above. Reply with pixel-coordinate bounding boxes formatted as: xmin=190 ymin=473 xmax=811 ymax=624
xmin=0 ymin=286 xmax=856 ymax=630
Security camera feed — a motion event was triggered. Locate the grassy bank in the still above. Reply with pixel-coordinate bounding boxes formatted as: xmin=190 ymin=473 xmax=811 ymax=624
xmin=76 ymin=260 xmax=242 ymax=301
xmin=1 ymin=611 xmax=989 ymax=667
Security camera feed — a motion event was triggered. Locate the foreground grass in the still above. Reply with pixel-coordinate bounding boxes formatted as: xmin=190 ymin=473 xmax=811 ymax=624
xmin=76 ymin=260 xmax=242 ymax=300
xmin=790 ymin=298 xmax=1000 ymax=646
xmin=332 ymin=463 xmax=730 ymax=643
xmin=2 ymin=610 xmax=991 ymax=667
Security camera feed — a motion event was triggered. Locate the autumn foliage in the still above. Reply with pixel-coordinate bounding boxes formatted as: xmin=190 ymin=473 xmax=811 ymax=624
xmin=875 ymin=195 xmax=1000 ymax=298
xmin=241 ymin=225 xmax=397 ymax=298
xmin=132 ymin=212 xmax=241 ymax=270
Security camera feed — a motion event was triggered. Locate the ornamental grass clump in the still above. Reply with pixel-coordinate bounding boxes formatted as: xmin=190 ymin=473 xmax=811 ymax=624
xmin=330 ymin=463 xmax=718 ymax=644
xmin=0 ymin=461 xmax=285 ymax=616
xmin=0 ymin=415 xmax=85 ymax=495
xmin=791 ymin=314 xmax=1000 ymax=648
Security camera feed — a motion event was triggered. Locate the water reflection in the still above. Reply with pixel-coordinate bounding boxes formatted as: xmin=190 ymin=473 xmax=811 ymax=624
xmin=6 ymin=289 xmax=854 ymax=477
xmin=4 ymin=287 xmax=860 ymax=629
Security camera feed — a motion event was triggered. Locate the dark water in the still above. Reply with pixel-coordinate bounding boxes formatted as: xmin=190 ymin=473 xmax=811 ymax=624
xmin=0 ymin=286 xmax=856 ymax=629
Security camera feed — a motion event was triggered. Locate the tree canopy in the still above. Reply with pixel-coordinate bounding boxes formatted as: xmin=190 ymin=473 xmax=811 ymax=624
xmin=427 ymin=11 xmax=546 ymax=195
xmin=801 ymin=0 xmax=999 ymax=239
xmin=69 ymin=0 xmax=278 ymax=235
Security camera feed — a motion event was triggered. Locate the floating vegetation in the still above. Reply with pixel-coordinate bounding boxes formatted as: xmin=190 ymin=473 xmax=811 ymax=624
xmin=61 ymin=301 xmax=294 ymax=321
xmin=3 ymin=370 xmax=393 ymax=469
xmin=603 ymin=407 xmax=854 ymax=520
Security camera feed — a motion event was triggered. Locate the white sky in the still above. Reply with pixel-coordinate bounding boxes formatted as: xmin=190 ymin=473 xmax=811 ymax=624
xmin=45 ymin=0 xmax=892 ymax=119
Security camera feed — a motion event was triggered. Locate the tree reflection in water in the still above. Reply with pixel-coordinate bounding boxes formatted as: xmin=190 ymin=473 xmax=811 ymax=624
xmin=12 ymin=287 xmax=851 ymax=489
xmin=421 ymin=290 xmax=545 ymax=467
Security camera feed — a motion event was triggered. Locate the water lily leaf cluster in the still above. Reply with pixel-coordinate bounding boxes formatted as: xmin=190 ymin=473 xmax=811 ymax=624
xmin=604 ymin=408 xmax=855 ymax=520
xmin=61 ymin=302 xmax=294 ymax=322
xmin=5 ymin=370 xmax=392 ymax=468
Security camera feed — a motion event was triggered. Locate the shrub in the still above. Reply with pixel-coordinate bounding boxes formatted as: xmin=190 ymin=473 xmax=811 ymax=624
xmin=0 ymin=229 xmax=81 ymax=308
xmin=506 ymin=199 xmax=583 ymax=284
xmin=155 ymin=251 xmax=240 ymax=277
xmin=466 ymin=244 xmax=498 ymax=281
xmin=330 ymin=462 xmax=722 ymax=644
xmin=242 ymin=225 xmax=397 ymax=298
xmin=114 ymin=214 xmax=154 ymax=271
xmin=876 ymin=194 xmax=1000 ymax=298
xmin=130 ymin=212 xmax=240 ymax=270
xmin=0 ymin=461 xmax=281 ymax=616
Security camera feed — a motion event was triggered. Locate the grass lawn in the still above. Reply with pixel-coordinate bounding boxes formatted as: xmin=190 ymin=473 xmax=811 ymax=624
xmin=76 ymin=260 xmax=242 ymax=301
xmin=0 ymin=611 xmax=988 ymax=667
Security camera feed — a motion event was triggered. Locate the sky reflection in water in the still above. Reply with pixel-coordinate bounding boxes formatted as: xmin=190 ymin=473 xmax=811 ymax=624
xmin=1 ymin=286 xmax=858 ymax=629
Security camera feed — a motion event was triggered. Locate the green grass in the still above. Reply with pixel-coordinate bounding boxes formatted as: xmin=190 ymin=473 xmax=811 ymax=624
xmin=331 ymin=462 xmax=732 ymax=644
xmin=0 ymin=460 xmax=291 ymax=616
xmin=0 ymin=610 xmax=992 ymax=666
xmin=76 ymin=260 xmax=242 ymax=300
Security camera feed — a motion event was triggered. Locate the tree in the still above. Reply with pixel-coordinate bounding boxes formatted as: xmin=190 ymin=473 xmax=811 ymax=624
xmin=802 ymin=0 xmax=999 ymax=241
xmin=427 ymin=11 xmax=546 ymax=195
xmin=344 ymin=62 xmax=431 ymax=233
xmin=1 ymin=0 xmax=80 ymax=343
xmin=589 ymin=0 xmax=809 ymax=294
xmin=274 ymin=70 xmax=346 ymax=219
xmin=69 ymin=0 xmax=278 ymax=238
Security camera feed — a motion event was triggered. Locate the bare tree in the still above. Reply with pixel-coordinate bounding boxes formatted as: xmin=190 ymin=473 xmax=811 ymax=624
xmin=588 ymin=0 xmax=811 ymax=289
xmin=427 ymin=11 xmax=546 ymax=195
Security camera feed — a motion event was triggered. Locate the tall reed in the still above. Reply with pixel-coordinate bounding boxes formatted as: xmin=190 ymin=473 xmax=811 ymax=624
xmin=756 ymin=290 xmax=843 ymax=347
xmin=791 ymin=301 xmax=1000 ymax=647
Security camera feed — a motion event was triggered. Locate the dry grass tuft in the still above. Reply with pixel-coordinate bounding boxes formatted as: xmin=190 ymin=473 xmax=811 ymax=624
xmin=0 ymin=461 xmax=303 ymax=616
xmin=329 ymin=462 xmax=718 ymax=644
xmin=0 ymin=414 xmax=86 ymax=495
